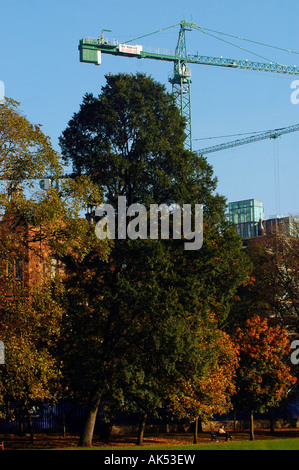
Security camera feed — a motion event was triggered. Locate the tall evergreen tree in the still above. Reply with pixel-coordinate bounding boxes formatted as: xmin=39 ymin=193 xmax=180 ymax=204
xmin=59 ymin=73 xmax=251 ymax=447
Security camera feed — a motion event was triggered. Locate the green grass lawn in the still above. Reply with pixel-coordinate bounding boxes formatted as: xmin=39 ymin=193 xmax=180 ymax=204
xmin=74 ymin=438 xmax=299 ymax=451
xmin=4 ymin=432 xmax=299 ymax=451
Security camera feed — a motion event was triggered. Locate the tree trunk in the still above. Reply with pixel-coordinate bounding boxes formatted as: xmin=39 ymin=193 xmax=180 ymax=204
xmin=62 ymin=405 xmax=66 ymax=438
xmin=136 ymin=413 xmax=147 ymax=446
xmin=17 ymin=404 xmax=26 ymax=437
xmin=100 ymin=420 xmax=114 ymax=441
xmin=269 ymin=409 xmax=275 ymax=435
xmin=18 ymin=409 xmax=25 ymax=437
xmin=78 ymin=394 xmax=101 ymax=447
xmin=250 ymin=410 xmax=255 ymax=441
xmin=193 ymin=418 xmax=198 ymax=444
xmin=233 ymin=410 xmax=237 ymax=432
xmin=27 ymin=410 xmax=34 ymax=443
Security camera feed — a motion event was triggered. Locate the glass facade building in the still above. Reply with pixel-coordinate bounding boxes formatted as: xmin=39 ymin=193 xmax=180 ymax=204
xmin=228 ymin=199 xmax=264 ymax=238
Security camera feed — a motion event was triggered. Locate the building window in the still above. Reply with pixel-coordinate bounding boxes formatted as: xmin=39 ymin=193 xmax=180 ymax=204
xmin=7 ymin=259 xmax=23 ymax=280
xmin=15 ymin=259 xmax=22 ymax=280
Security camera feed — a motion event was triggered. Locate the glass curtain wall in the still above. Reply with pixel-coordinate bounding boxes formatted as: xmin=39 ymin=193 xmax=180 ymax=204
xmin=228 ymin=199 xmax=264 ymax=238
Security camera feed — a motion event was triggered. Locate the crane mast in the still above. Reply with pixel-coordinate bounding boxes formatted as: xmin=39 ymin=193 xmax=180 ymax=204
xmin=79 ymin=20 xmax=299 ymax=151
xmin=168 ymin=21 xmax=192 ymax=150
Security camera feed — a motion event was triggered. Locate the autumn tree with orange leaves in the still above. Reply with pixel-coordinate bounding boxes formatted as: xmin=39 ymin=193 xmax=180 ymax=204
xmin=0 ymin=98 xmax=106 ymax=439
xmin=233 ymin=315 xmax=296 ymax=440
xmin=169 ymin=320 xmax=239 ymax=443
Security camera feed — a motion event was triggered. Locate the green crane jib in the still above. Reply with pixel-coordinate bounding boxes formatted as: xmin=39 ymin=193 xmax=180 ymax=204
xmin=79 ymin=20 xmax=299 ymax=151
xmin=196 ymin=123 xmax=299 ymax=155
xmin=36 ymin=123 xmax=299 ymax=189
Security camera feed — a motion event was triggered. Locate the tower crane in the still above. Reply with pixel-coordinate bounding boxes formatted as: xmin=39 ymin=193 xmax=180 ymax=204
xmin=79 ymin=19 xmax=299 ymax=150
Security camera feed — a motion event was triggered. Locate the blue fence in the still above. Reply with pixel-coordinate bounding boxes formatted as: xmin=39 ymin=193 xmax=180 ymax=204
xmin=0 ymin=401 xmax=86 ymax=434
xmin=1 ymin=394 xmax=299 ymax=435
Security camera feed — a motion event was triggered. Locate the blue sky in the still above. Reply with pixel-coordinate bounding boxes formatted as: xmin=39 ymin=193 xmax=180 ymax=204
xmin=1 ymin=0 xmax=298 ymax=218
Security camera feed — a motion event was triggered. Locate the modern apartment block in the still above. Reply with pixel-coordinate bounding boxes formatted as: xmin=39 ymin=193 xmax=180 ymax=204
xmin=228 ymin=199 xmax=264 ymax=239
xmin=228 ymin=198 xmax=298 ymax=240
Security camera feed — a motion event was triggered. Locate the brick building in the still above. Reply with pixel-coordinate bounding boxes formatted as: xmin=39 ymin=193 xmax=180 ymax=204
xmin=0 ymin=211 xmax=58 ymax=302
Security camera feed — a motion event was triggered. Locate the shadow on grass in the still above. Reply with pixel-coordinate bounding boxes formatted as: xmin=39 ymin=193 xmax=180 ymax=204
xmin=2 ymin=429 xmax=299 ymax=451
